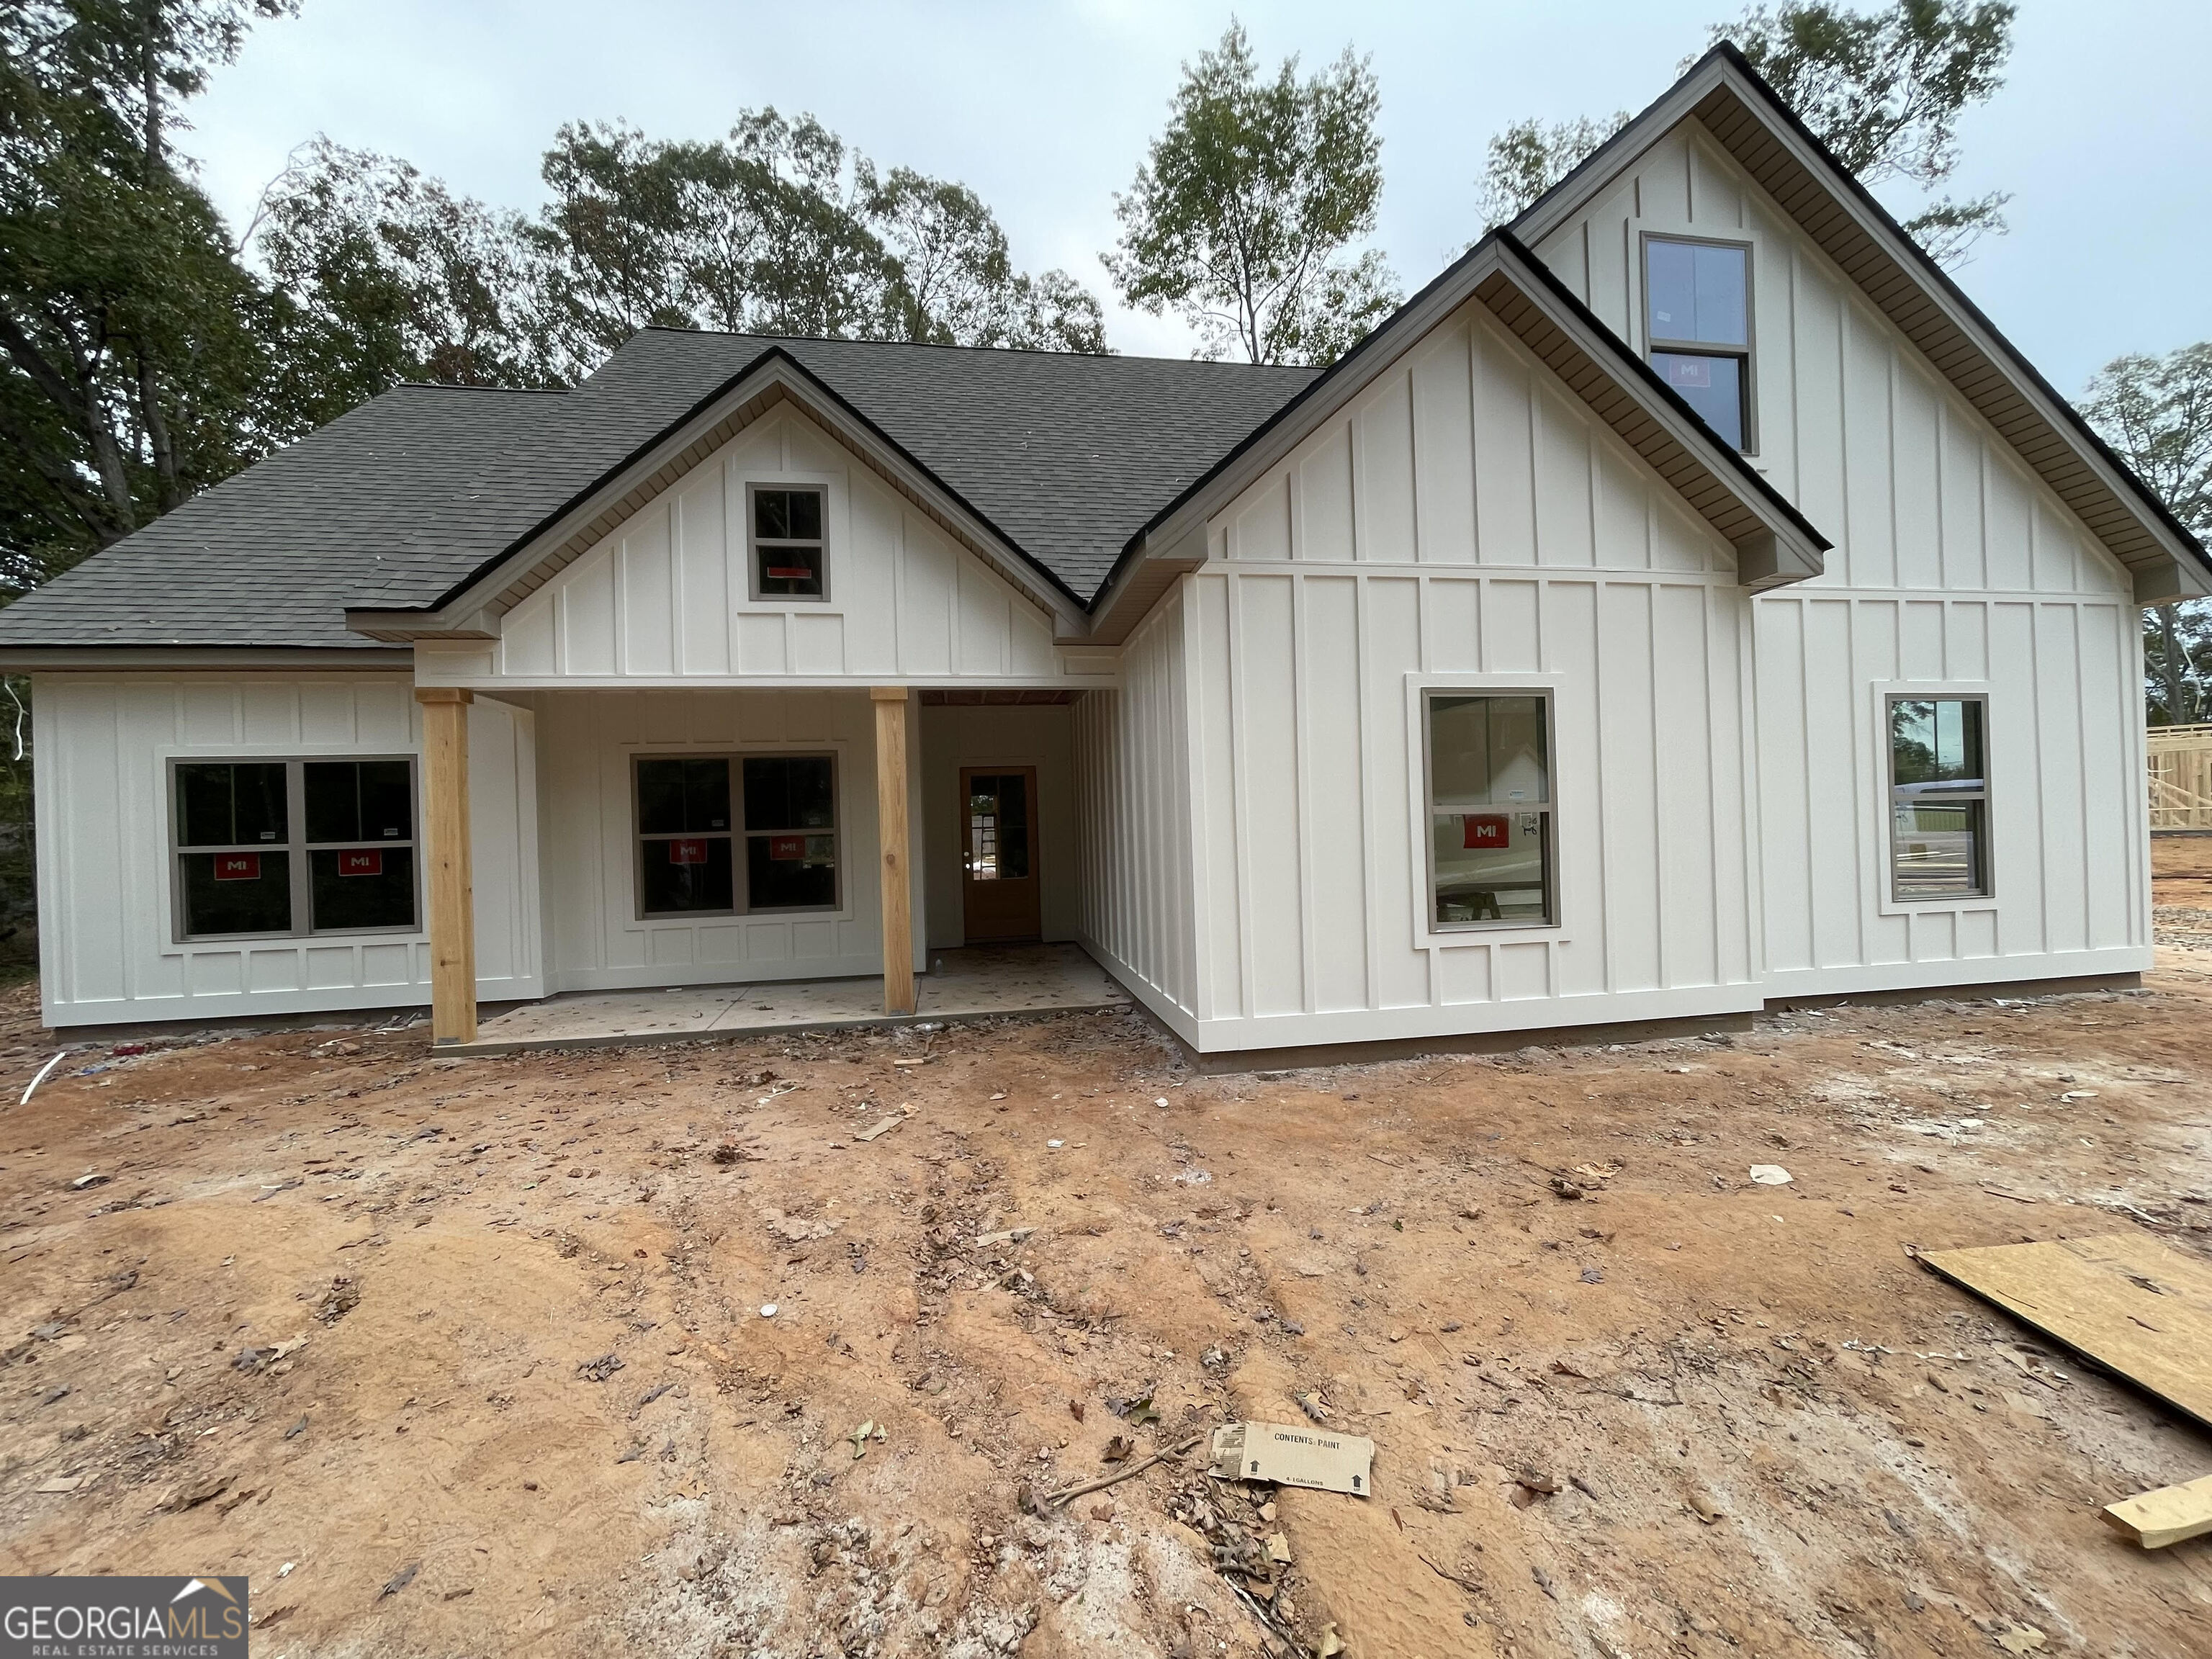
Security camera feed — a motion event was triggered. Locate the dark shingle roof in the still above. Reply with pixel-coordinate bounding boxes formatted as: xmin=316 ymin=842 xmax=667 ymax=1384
xmin=0 ymin=332 xmax=1316 ymax=650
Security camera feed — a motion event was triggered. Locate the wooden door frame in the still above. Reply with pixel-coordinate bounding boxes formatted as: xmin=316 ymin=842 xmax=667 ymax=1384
xmin=958 ymin=764 xmax=1042 ymax=943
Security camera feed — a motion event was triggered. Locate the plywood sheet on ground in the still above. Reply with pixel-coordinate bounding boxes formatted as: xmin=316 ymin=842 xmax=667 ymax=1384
xmin=1918 ymin=1233 xmax=2212 ymax=1430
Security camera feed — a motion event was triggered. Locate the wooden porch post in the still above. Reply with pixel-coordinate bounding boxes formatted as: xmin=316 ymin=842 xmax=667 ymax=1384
xmin=871 ymin=686 xmax=915 ymax=1016
xmin=415 ymin=687 xmax=477 ymax=1045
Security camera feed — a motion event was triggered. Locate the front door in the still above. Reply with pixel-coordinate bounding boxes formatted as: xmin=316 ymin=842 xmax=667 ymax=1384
xmin=961 ymin=767 xmax=1040 ymax=943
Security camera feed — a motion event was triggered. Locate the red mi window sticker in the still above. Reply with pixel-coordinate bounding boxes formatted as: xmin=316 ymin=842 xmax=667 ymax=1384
xmin=213 ymin=853 xmax=261 ymax=881
xmin=668 ymin=838 xmax=709 ymax=866
xmin=768 ymin=835 xmax=807 ymax=862
xmin=337 ymin=849 xmax=384 ymax=878
xmin=1463 ymin=814 xmax=1510 ymax=850
xmin=765 ymin=566 xmax=813 ymax=581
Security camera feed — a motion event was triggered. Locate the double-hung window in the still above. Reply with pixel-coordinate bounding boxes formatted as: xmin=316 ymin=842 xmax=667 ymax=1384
xmin=1424 ymin=692 xmax=1555 ymax=929
xmin=172 ymin=757 xmax=418 ymax=940
xmin=1887 ymin=696 xmax=1990 ymax=900
xmin=749 ymin=485 xmax=827 ymax=601
xmin=634 ymin=753 xmax=838 ymax=918
xmin=1645 ymin=235 xmax=1753 ymax=451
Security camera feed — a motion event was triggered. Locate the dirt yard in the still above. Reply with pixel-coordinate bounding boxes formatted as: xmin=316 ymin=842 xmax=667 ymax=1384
xmin=2 ymin=845 xmax=2210 ymax=1658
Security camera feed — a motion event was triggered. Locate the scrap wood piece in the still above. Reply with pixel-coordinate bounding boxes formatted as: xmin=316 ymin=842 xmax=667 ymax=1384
xmin=2101 ymin=1471 xmax=2212 ymax=1550
xmin=1916 ymin=1233 xmax=2212 ymax=1431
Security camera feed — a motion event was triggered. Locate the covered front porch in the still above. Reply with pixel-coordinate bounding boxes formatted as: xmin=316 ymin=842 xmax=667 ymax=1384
xmin=446 ymin=943 xmax=1125 ymax=1054
xmin=418 ymin=682 xmax=1094 ymax=1049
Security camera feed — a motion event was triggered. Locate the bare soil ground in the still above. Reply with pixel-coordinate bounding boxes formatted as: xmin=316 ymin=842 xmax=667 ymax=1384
xmin=3 ymin=848 xmax=2211 ymax=1658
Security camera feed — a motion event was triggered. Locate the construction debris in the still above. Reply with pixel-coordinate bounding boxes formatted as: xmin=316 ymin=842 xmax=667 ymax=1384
xmin=1208 ymin=1421 xmax=1373 ymax=1496
xmin=2101 ymin=1471 xmax=2212 ymax=1549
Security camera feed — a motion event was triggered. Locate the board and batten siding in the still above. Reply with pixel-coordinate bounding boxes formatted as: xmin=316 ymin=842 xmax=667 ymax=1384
xmin=32 ymin=675 xmax=541 ymax=1027
xmin=428 ymin=405 xmax=1095 ymax=690
xmin=1533 ymin=118 xmax=2152 ymax=993
xmin=1159 ymin=297 xmax=1765 ymax=1053
xmin=529 ymin=688 xmax=922 ymax=994
xmin=1074 ymin=586 xmax=1199 ymax=1034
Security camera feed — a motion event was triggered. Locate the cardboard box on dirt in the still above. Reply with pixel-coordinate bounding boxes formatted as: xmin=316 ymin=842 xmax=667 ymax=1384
xmin=1210 ymin=1422 xmax=1374 ymax=1496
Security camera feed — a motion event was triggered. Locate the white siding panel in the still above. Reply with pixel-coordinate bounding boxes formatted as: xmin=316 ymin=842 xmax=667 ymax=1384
xmin=1176 ymin=295 xmax=1765 ymax=1051
xmin=1074 ymin=588 xmax=1198 ymax=1033
xmin=32 ymin=677 xmax=540 ymax=1027
xmin=534 ymin=688 xmax=906 ymax=994
xmin=470 ymin=407 xmax=1088 ymax=688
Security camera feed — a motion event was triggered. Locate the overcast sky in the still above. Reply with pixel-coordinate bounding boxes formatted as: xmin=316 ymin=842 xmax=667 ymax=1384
xmin=183 ymin=0 xmax=2208 ymax=395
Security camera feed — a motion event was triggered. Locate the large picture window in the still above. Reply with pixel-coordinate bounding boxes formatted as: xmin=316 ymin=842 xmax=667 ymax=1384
xmin=1888 ymin=696 xmax=1990 ymax=900
xmin=1645 ymin=235 xmax=1753 ymax=451
xmin=172 ymin=757 xmax=418 ymax=940
xmin=1424 ymin=692 xmax=1555 ymax=929
xmin=634 ymin=752 xmax=838 ymax=918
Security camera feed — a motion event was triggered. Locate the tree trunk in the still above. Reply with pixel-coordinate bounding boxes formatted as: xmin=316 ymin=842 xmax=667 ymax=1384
xmin=138 ymin=351 xmax=182 ymax=513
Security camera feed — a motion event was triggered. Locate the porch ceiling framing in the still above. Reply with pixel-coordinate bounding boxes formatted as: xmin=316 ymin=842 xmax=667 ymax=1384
xmin=344 ymin=351 xmax=1087 ymax=647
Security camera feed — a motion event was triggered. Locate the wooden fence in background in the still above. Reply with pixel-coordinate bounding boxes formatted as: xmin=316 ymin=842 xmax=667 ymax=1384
xmin=2150 ymin=724 xmax=2212 ymax=831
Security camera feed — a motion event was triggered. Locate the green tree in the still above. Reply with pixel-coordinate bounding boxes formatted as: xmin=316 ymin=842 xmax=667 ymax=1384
xmin=1475 ymin=1 xmax=2016 ymax=264
xmin=0 ymin=0 xmax=292 ymax=594
xmin=251 ymin=138 xmax=549 ymax=423
xmin=1475 ymin=114 xmax=1627 ymax=229
xmin=1107 ymin=19 xmax=1401 ymax=365
xmin=1716 ymin=0 xmax=2015 ymax=263
xmin=2081 ymin=344 xmax=2212 ymax=725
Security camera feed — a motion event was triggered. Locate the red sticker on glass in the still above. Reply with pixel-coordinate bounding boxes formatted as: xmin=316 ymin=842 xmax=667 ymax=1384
xmin=1463 ymin=814 xmax=1509 ymax=849
xmin=765 ymin=566 xmax=814 ymax=581
xmin=768 ymin=835 xmax=807 ymax=862
xmin=668 ymin=838 xmax=709 ymax=865
xmin=338 ymin=849 xmax=384 ymax=877
xmin=213 ymin=853 xmax=261 ymax=881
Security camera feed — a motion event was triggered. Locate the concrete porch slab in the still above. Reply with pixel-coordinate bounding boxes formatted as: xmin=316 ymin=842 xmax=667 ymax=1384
xmin=446 ymin=943 xmax=1130 ymax=1056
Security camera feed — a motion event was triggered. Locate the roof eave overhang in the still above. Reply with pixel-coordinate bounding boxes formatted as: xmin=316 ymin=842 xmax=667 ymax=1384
xmin=0 ymin=644 xmax=416 ymax=673
xmin=1511 ymin=44 xmax=2212 ymax=605
xmin=343 ymin=350 xmax=1089 ymax=644
xmin=1084 ymin=235 xmax=1827 ymax=643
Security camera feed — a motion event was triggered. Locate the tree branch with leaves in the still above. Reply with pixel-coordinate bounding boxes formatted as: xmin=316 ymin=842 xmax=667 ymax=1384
xmin=1107 ymin=20 xmax=1401 ymax=366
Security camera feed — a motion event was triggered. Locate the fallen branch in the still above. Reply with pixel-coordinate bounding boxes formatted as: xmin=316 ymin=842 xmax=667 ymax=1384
xmin=1046 ymin=1432 xmax=1204 ymax=1506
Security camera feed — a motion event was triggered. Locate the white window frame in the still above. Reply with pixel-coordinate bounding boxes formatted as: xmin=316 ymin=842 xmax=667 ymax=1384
xmin=746 ymin=481 xmax=830 ymax=604
xmin=167 ymin=754 xmax=422 ymax=944
xmin=1876 ymin=685 xmax=1995 ymax=912
xmin=1404 ymin=673 xmax=1570 ymax=948
xmin=1641 ymin=231 xmax=1758 ymax=456
xmin=631 ymin=749 xmax=842 ymax=922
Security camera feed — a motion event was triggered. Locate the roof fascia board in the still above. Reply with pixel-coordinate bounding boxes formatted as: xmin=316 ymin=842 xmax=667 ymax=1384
xmin=1092 ymin=238 xmax=1825 ymax=636
xmin=346 ymin=351 xmax=1087 ymax=639
xmin=0 ymin=646 xmax=415 ymax=673
xmin=1512 ymin=45 xmax=2210 ymax=601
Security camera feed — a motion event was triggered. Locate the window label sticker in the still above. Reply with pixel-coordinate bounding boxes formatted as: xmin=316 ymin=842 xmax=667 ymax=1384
xmin=213 ymin=853 xmax=261 ymax=881
xmin=668 ymin=839 xmax=709 ymax=866
xmin=1463 ymin=814 xmax=1510 ymax=849
xmin=338 ymin=850 xmax=384 ymax=877
xmin=768 ymin=835 xmax=807 ymax=861
xmin=765 ymin=566 xmax=813 ymax=581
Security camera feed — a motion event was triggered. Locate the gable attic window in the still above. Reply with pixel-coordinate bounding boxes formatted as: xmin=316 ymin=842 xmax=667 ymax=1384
xmin=750 ymin=485 xmax=827 ymax=601
xmin=1644 ymin=235 xmax=1753 ymax=451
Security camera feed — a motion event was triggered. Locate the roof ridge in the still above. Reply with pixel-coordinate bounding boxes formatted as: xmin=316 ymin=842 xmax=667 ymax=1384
xmin=624 ymin=325 xmax=1321 ymax=374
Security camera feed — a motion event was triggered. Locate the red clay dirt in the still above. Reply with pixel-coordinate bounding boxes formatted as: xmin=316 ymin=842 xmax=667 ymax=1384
xmin=0 ymin=844 xmax=2207 ymax=1656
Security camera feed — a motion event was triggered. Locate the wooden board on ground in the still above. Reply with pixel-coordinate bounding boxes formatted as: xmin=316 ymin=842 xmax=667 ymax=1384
xmin=1917 ymin=1233 xmax=2212 ymax=1431
xmin=2102 ymin=1472 xmax=2212 ymax=1549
